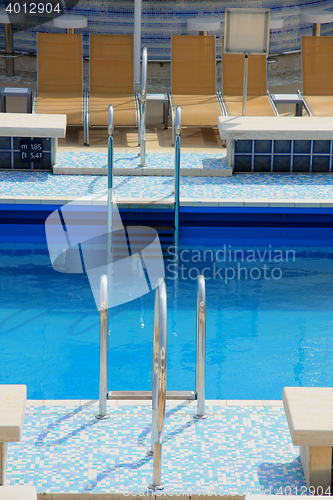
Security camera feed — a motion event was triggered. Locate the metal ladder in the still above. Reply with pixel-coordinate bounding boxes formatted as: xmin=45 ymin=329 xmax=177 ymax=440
xmin=96 ymin=273 xmax=206 ymax=489
xmin=96 ymin=271 xmax=206 ymax=416
xmin=99 ymin=104 xmax=202 ymax=404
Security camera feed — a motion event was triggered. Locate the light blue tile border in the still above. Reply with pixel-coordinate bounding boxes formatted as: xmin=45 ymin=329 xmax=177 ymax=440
xmin=5 ymin=401 xmax=306 ymax=494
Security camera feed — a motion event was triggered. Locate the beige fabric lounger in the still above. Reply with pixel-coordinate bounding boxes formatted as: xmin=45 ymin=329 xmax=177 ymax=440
xmin=35 ymin=33 xmax=84 ymax=135
xmin=302 ymin=36 xmax=333 ymax=116
xmin=87 ymin=34 xmax=139 ymax=145
xmin=170 ymin=35 xmax=223 ymax=145
xmin=222 ymin=48 xmax=277 ymax=117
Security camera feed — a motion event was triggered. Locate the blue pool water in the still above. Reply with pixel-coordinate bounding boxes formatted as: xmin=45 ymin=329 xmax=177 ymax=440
xmin=1 ymin=217 xmax=333 ymax=400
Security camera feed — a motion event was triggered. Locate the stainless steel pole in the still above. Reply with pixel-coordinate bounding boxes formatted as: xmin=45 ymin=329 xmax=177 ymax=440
xmin=4 ymin=24 xmax=14 ymax=77
xmin=139 ymin=47 xmax=147 ymax=167
xmin=96 ymin=274 xmax=110 ymax=419
xmin=194 ymin=275 xmax=207 ymax=419
xmin=107 ymin=105 xmax=114 ymax=266
xmin=174 ymin=106 xmax=181 ymax=253
xmin=148 ymin=278 xmax=167 ymax=490
xmin=313 ymin=23 xmax=321 ymax=36
xmin=242 ymin=53 xmax=248 ymax=116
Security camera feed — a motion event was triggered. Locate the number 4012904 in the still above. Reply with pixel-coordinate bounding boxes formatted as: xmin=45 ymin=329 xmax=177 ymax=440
xmin=6 ymin=2 xmax=61 ymax=14
xmin=276 ymin=486 xmax=332 ymax=495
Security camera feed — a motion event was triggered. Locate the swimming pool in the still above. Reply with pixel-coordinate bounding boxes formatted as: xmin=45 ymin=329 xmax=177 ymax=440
xmin=1 ymin=205 xmax=333 ymax=400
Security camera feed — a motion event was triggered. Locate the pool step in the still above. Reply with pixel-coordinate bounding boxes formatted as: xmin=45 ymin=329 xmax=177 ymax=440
xmin=108 ymin=390 xmax=195 ymax=400
xmin=109 ymin=226 xmax=175 ymax=259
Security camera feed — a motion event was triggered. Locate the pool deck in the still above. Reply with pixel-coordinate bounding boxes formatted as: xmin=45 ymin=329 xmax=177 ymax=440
xmin=1 ymin=153 xmax=333 ymax=207
xmin=5 ymin=399 xmax=306 ymax=498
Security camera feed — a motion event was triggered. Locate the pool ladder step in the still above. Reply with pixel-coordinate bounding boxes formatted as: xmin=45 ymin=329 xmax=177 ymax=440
xmin=113 ymin=225 xmax=175 ymax=258
xmin=108 ymin=390 xmax=195 ymax=400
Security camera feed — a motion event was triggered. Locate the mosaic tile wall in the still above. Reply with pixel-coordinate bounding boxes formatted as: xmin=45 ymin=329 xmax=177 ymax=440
xmin=0 ymin=0 xmax=333 ymax=59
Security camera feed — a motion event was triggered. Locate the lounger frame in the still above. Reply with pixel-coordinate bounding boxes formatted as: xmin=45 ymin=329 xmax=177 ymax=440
xmin=169 ymin=35 xmax=224 ymax=145
xmin=86 ymin=34 xmax=140 ymax=146
xmin=33 ymin=33 xmax=86 ymax=144
xmin=220 ymin=50 xmax=278 ymax=117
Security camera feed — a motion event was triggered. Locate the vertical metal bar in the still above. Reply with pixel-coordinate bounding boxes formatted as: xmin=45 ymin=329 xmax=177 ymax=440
xmin=139 ymin=47 xmax=147 ymax=167
xmin=0 ymin=442 xmax=8 ymax=485
xmin=313 ymin=23 xmax=321 ymax=36
xmin=107 ymin=105 xmax=114 ymax=266
xmin=148 ymin=279 xmax=167 ymax=490
xmin=174 ymin=106 xmax=181 ymax=254
xmin=134 ymin=0 xmax=142 ymax=89
xmin=194 ymin=275 xmax=207 ymax=420
xmin=242 ymin=53 xmax=248 ymax=116
xmin=4 ymin=24 xmax=14 ymax=77
xmin=96 ymin=274 xmax=110 ymax=420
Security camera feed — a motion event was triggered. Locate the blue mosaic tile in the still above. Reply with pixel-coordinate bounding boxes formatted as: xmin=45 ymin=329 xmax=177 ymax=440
xmin=55 ymin=151 xmax=228 ymax=171
xmin=5 ymin=403 xmax=306 ymax=494
xmin=1 ymin=151 xmax=333 ymax=201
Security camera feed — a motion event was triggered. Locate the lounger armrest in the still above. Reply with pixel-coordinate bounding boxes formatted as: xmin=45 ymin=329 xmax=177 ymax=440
xmin=267 ymin=91 xmax=279 ymax=116
xmin=216 ymin=91 xmax=228 ymax=116
xmin=297 ymin=90 xmax=313 ymax=117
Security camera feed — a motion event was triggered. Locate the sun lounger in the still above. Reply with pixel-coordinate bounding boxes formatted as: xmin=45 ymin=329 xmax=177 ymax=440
xmin=86 ymin=34 xmax=140 ymax=146
xmin=169 ymin=35 xmax=224 ymax=145
xmin=221 ymin=44 xmax=278 ymax=117
xmin=34 ymin=33 xmax=85 ymax=142
xmin=301 ymin=36 xmax=333 ymax=117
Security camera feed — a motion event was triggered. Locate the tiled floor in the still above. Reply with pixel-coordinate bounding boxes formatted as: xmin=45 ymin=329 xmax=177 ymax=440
xmin=5 ymin=400 xmax=306 ymax=495
xmin=1 ymin=166 xmax=333 ymax=206
xmin=53 ymin=151 xmax=230 ymax=176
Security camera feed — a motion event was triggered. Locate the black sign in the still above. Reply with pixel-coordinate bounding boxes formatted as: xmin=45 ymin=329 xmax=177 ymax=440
xmin=20 ymin=140 xmax=43 ymax=162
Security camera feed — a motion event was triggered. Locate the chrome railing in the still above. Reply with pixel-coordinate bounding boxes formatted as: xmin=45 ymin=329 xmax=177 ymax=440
xmin=107 ymin=105 xmax=114 ymax=264
xmin=148 ymin=278 xmax=167 ymax=490
xmin=194 ymin=275 xmax=207 ymax=419
xmin=96 ymin=274 xmax=110 ymax=420
xmin=139 ymin=47 xmax=148 ymax=167
xmin=174 ymin=106 xmax=181 ymax=253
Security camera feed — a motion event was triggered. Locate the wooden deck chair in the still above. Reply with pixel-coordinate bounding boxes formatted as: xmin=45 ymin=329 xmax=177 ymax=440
xmin=169 ymin=35 xmax=224 ymax=145
xmin=34 ymin=33 xmax=85 ymax=141
xmin=222 ymin=41 xmax=278 ymax=117
xmin=301 ymin=36 xmax=333 ymax=116
xmin=86 ymin=34 xmax=140 ymax=146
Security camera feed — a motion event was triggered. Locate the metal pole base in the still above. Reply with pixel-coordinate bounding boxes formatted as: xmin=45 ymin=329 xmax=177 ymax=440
xmin=148 ymin=483 xmax=164 ymax=491
xmin=193 ymin=413 xmax=208 ymax=420
xmin=313 ymin=23 xmax=321 ymax=36
xmin=95 ymin=414 xmax=110 ymax=420
xmin=138 ymin=163 xmax=146 ymax=168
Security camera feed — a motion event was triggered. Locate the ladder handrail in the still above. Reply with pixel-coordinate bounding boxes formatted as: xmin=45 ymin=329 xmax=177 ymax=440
xmin=107 ymin=105 xmax=113 ymax=266
xmin=148 ymin=278 xmax=167 ymax=490
xmin=96 ymin=274 xmax=110 ymax=419
xmin=174 ymin=106 xmax=181 ymax=253
xmin=139 ymin=47 xmax=148 ymax=167
xmin=194 ymin=275 xmax=206 ymax=419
